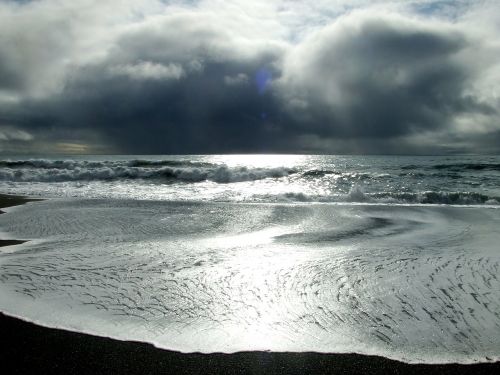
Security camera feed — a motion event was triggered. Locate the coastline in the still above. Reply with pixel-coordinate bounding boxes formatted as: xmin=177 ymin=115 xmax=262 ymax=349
xmin=0 ymin=311 xmax=499 ymax=375
xmin=0 ymin=193 xmax=41 ymax=246
xmin=0 ymin=193 xmax=41 ymax=213
xmin=0 ymin=193 xmax=499 ymax=374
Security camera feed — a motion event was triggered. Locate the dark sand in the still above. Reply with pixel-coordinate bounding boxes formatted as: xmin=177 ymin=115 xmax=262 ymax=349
xmin=0 ymin=194 xmax=40 ymax=246
xmin=0 ymin=194 xmax=499 ymax=374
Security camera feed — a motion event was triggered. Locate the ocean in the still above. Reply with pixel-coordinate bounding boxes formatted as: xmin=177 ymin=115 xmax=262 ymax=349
xmin=0 ymin=154 xmax=499 ymax=364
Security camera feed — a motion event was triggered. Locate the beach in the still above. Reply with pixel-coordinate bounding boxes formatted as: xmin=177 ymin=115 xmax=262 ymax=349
xmin=3 ymin=0 xmax=500 ymax=371
xmin=1 ymin=193 xmax=499 ymax=374
xmin=1 ymin=311 xmax=499 ymax=375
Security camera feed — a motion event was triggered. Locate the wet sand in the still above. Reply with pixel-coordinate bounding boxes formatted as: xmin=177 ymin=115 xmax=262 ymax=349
xmin=0 ymin=194 xmax=40 ymax=246
xmin=0 ymin=193 xmax=499 ymax=374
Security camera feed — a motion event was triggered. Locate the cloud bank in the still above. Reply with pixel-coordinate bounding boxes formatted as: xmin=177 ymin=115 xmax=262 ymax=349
xmin=0 ymin=0 xmax=499 ymax=154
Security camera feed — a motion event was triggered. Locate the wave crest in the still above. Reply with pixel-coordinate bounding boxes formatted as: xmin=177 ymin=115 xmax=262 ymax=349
xmin=254 ymin=189 xmax=500 ymax=206
xmin=0 ymin=159 xmax=295 ymax=184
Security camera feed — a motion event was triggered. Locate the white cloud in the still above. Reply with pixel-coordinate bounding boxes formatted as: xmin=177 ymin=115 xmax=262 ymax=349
xmin=110 ymin=61 xmax=185 ymax=80
xmin=0 ymin=0 xmax=489 ymax=99
xmin=0 ymin=126 xmax=34 ymax=141
xmin=0 ymin=0 xmax=499 ymax=153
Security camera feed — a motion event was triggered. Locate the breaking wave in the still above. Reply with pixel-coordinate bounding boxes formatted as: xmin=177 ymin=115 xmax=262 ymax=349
xmin=370 ymin=191 xmax=500 ymax=205
xmin=0 ymin=159 xmax=295 ymax=183
xmin=255 ymin=187 xmax=500 ymax=206
xmin=0 ymin=158 xmax=213 ymax=169
xmin=401 ymin=163 xmax=500 ymax=171
xmin=1 ymin=156 xmax=499 ymax=206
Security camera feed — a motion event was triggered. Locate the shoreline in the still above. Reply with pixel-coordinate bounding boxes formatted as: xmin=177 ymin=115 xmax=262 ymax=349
xmin=0 ymin=312 xmax=498 ymax=375
xmin=1 ymin=193 xmax=499 ymax=374
xmin=0 ymin=193 xmax=41 ymax=211
xmin=0 ymin=193 xmax=42 ymax=246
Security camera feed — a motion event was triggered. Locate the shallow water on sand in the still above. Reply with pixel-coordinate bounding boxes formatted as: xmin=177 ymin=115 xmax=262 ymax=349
xmin=0 ymin=198 xmax=499 ymax=364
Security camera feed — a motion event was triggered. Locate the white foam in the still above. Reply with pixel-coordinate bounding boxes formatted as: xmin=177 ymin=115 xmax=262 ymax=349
xmin=2 ymin=156 xmax=500 ymax=207
xmin=1 ymin=199 xmax=499 ymax=364
xmin=0 ymin=159 xmax=295 ymax=184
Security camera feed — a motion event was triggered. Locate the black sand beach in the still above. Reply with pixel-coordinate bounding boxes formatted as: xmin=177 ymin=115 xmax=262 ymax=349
xmin=0 ymin=194 xmax=39 ymax=247
xmin=0 ymin=194 xmax=499 ymax=375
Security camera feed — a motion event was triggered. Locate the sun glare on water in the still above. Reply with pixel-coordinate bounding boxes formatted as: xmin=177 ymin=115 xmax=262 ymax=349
xmin=207 ymin=154 xmax=310 ymax=169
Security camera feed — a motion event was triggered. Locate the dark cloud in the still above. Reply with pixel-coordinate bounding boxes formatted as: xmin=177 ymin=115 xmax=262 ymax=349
xmin=280 ymin=13 xmax=491 ymax=142
xmin=5 ymin=12 xmax=287 ymax=153
xmin=61 ymin=61 xmax=284 ymax=154
xmin=0 ymin=2 xmax=499 ymax=154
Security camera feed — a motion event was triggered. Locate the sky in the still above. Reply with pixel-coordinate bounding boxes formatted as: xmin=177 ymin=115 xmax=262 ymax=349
xmin=0 ymin=0 xmax=499 ymax=155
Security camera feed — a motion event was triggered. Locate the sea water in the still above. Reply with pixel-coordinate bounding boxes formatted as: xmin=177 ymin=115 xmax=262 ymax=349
xmin=0 ymin=155 xmax=499 ymax=363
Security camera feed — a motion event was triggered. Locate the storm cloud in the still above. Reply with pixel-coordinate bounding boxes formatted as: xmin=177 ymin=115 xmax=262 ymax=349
xmin=0 ymin=0 xmax=499 ymax=154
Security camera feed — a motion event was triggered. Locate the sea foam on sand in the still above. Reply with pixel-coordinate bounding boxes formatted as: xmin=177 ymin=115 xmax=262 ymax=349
xmin=0 ymin=198 xmax=499 ymax=364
